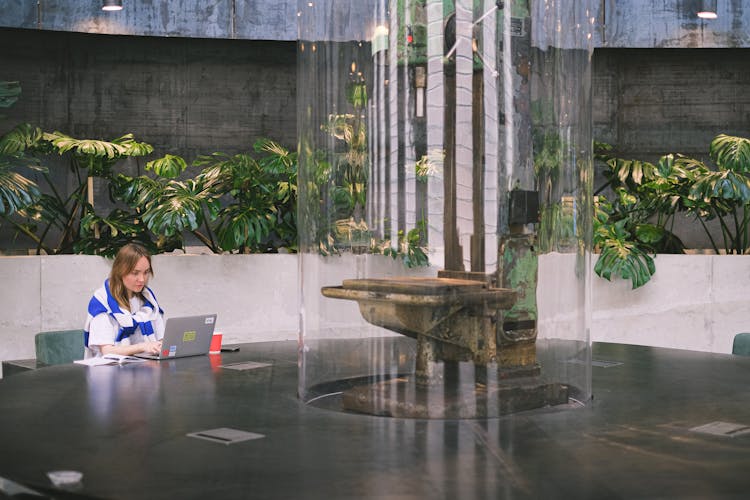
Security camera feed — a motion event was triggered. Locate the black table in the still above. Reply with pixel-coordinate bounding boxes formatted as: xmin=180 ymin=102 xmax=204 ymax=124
xmin=0 ymin=341 xmax=749 ymax=499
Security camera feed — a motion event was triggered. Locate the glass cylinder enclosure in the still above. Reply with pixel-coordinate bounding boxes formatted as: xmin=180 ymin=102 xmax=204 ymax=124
xmin=297 ymin=0 xmax=594 ymax=418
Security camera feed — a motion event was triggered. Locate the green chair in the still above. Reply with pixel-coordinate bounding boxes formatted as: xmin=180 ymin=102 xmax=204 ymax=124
xmin=732 ymin=333 xmax=750 ymax=356
xmin=35 ymin=329 xmax=85 ymax=366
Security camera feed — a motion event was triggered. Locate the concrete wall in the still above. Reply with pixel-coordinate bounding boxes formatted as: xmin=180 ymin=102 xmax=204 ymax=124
xmin=598 ymin=0 xmax=750 ymax=48
xmin=3 ymin=1 xmax=750 ymax=48
xmin=0 ymin=28 xmax=297 ymax=159
xmin=0 ymin=0 xmax=297 ymax=41
xmin=593 ymin=48 xmax=750 ymax=159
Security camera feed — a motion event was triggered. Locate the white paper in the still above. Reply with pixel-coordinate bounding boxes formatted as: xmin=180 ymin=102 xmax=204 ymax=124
xmin=74 ymin=354 xmax=146 ymax=366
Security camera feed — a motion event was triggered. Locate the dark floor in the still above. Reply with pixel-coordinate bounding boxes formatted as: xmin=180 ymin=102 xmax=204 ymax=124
xmin=0 ymin=341 xmax=749 ymax=499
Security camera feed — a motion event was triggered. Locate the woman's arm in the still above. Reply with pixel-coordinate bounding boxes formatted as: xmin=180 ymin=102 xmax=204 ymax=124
xmin=100 ymin=340 xmax=162 ymax=356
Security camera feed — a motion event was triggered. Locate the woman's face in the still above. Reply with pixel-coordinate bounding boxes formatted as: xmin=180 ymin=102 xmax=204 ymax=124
xmin=122 ymin=256 xmax=151 ymax=297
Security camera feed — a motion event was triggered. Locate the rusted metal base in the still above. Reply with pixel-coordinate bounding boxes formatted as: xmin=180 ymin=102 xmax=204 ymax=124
xmin=342 ymin=363 xmax=568 ymax=419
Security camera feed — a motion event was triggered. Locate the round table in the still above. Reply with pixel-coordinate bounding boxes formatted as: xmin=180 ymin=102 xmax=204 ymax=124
xmin=0 ymin=341 xmax=749 ymax=499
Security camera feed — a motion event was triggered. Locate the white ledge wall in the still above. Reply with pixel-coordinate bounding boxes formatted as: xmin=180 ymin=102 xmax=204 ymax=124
xmin=537 ymin=253 xmax=748 ymax=354
xmin=590 ymin=254 xmax=749 ymax=354
xmin=0 ymin=253 xmax=746 ymax=368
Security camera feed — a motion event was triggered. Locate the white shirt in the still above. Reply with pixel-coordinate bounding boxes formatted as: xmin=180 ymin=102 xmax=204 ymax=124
xmin=86 ymin=295 xmax=165 ymax=357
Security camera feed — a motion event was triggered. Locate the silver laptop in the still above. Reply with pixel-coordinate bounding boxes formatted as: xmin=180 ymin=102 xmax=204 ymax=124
xmin=136 ymin=313 xmax=217 ymax=360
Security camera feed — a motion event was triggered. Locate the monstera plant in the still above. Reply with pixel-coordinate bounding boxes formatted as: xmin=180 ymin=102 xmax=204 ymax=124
xmin=117 ymin=138 xmax=298 ymax=254
xmin=685 ymin=134 xmax=750 ymax=254
xmin=594 ymin=134 xmax=750 ymax=288
xmin=0 ymin=117 xmax=299 ymax=256
xmin=0 ymin=125 xmax=157 ymax=256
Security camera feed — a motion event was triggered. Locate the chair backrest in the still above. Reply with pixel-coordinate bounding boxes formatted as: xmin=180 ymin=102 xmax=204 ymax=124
xmin=732 ymin=333 xmax=750 ymax=356
xmin=35 ymin=330 xmax=84 ymax=366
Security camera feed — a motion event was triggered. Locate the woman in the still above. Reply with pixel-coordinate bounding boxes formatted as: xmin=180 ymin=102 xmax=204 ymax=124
xmin=84 ymin=243 xmax=165 ymax=358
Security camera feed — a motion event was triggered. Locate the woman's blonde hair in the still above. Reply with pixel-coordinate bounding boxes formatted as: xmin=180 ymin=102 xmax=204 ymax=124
xmin=109 ymin=243 xmax=153 ymax=310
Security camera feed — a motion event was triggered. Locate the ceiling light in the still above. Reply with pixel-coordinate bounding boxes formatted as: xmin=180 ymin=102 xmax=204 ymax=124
xmin=102 ymin=0 xmax=123 ymax=11
xmin=697 ymin=0 xmax=717 ymax=19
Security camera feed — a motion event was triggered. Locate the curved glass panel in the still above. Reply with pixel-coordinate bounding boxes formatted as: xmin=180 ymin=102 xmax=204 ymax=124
xmin=298 ymin=0 xmax=594 ymax=418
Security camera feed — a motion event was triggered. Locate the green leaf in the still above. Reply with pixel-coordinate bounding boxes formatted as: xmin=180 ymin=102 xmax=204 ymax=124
xmin=141 ymin=180 xmax=210 ymax=236
xmin=113 ymin=133 xmax=154 ymax=157
xmin=76 ymin=209 xmax=154 ymax=257
xmin=15 ymin=193 xmax=70 ymax=231
xmin=631 ymin=161 xmax=643 ymax=185
xmin=594 ymin=220 xmax=656 ymax=289
xmin=710 ymin=134 xmax=750 ymax=173
xmin=346 ymin=83 xmax=367 ymax=108
xmin=0 ymin=123 xmax=44 ymax=155
xmin=603 ymin=158 xmax=658 ymax=193
xmin=215 ymin=205 xmax=272 ymax=251
xmin=690 ymin=170 xmax=750 ymax=204
xmin=46 ymin=131 xmax=126 ymax=159
xmin=112 ymin=173 xmax=162 ymax=207
xmin=254 ymin=138 xmax=296 ymax=172
xmin=0 ymin=165 xmax=41 ymax=215
xmin=634 ymin=224 xmax=663 ymax=244
xmin=146 ymin=154 xmax=187 ymax=178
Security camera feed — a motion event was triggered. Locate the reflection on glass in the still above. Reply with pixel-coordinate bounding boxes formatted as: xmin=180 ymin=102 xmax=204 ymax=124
xmin=298 ymin=0 xmax=594 ymax=418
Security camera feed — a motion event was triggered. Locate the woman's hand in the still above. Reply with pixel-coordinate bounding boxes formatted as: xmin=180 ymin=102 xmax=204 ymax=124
xmin=141 ymin=340 xmax=162 ymax=355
